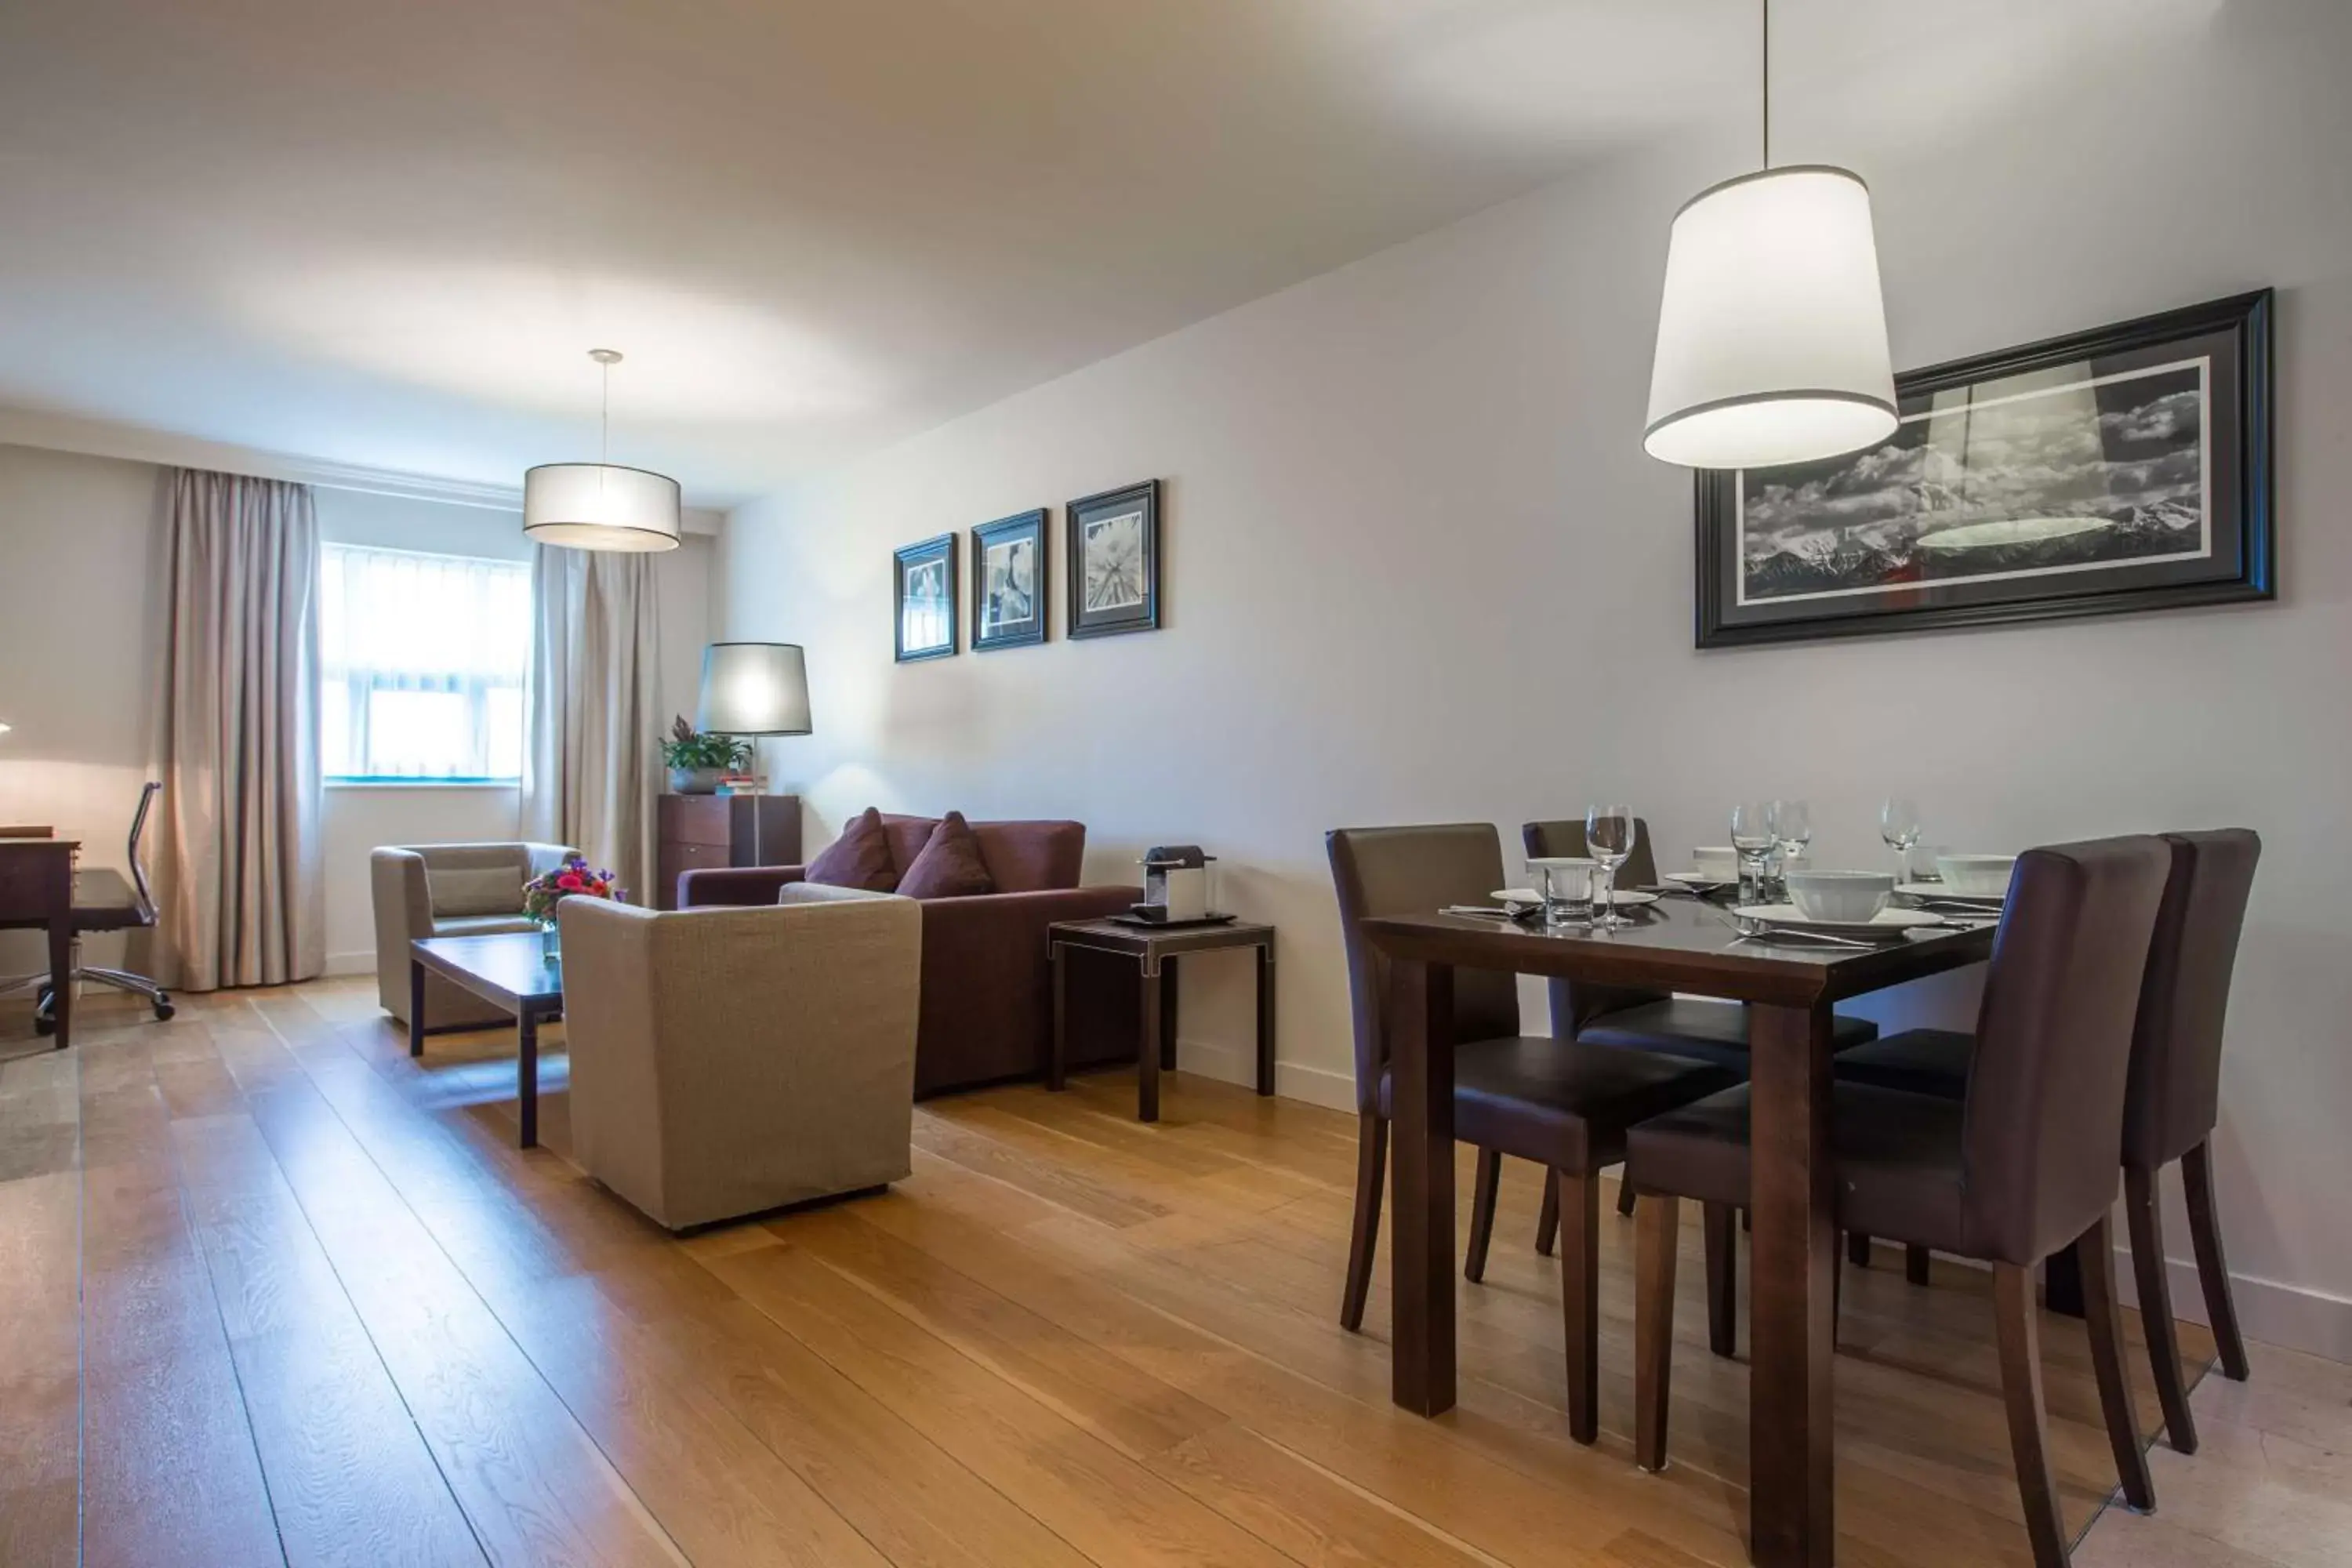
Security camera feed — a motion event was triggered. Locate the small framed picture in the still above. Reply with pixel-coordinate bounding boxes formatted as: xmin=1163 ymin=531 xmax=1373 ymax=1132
xmin=893 ymin=533 xmax=957 ymax=662
xmin=1066 ymin=479 xmax=1160 ymax=639
xmin=971 ymin=508 xmax=1048 ymax=652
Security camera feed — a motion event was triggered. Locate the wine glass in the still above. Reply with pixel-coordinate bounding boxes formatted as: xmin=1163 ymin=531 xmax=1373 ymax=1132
xmin=1879 ymin=797 xmax=1924 ymax=878
xmin=1730 ymin=801 xmax=1776 ymax=906
xmin=1769 ymin=799 xmax=1812 ymax=900
xmin=1586 ymin=804 xmax=1636 ymax=929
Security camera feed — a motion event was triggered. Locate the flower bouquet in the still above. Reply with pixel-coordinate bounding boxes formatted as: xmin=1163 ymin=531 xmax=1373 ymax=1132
xmin=524 ymin=854 xmax=620 ymax=957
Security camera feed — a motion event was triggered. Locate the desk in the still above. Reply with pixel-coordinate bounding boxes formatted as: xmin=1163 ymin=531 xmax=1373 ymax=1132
xmin=0 ymin=838 xmax=78 ymax=1049
xmin=1362 ymin=896 xmax=1995 ymax=1568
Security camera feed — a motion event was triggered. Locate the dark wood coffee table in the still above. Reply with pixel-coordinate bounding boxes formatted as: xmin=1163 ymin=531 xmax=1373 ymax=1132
xmin=1047 ymin=917 xmax=1275 ymax=1123
xmin=408 ymin=933 xmax=563 ymax=1148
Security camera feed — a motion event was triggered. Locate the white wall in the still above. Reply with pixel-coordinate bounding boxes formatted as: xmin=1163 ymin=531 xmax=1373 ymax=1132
xmin=0 ymin=446 xmax=713 ymax=979
xmin=719 ymin=3 xmax=2352 ymax=1354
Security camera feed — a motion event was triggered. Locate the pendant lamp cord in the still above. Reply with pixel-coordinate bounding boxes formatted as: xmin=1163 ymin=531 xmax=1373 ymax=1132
xmin=1761 ymin=0 xmax=1771 ymax=169
xmin=599 ymin=356 xmax=612 ymax=466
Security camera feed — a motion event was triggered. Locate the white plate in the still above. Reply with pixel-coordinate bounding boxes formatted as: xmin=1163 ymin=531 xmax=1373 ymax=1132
xmin=1491 ymin=888 xmax=1661 ymax=909
xmin=1898 ymin=881 xmax=2003 ymax=902
xmin=1664 ymin=870 xmax=1738 ymax=889
xmin=1740 ymin=903 xmax=1944 ymax=934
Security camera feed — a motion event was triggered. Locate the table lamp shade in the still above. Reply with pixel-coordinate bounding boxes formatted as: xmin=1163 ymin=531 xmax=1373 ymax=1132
xmin=697 ymin=643 xmax=811 ymax=735
xmin=522 ymin=463 xmax=682 ymax=552
xmin=1643 ymin=165 xmax=1898 ymax=470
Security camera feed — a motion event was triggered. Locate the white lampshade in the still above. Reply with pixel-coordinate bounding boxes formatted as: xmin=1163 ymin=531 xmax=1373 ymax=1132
xmin=697 ymin=643 xmax=811 ymax=735
xmin=522 ymin=463 xmax=682 ymax=552
xmin=1644 ymin=165 xmax=1898 ymax=470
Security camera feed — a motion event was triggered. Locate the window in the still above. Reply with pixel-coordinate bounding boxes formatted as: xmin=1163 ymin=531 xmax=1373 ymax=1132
xmin=320 ymin=544 xmax=531 ymax=782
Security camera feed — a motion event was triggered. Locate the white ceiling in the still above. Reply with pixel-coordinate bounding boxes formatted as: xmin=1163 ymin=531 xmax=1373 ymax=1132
xmin=0 ymin=0 xmax=2219 ymax=506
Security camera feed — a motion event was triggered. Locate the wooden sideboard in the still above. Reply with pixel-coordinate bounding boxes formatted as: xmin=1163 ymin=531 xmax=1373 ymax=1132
xmin=655 ymin=793 xmax=802 ymax=909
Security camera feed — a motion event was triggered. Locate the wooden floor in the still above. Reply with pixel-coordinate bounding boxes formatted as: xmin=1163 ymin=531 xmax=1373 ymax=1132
xmin=1 ymin=980 xmax=2342 ymax=1568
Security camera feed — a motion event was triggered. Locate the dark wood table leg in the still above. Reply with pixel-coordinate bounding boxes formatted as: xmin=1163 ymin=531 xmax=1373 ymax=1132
xmin=1389 ymin=956 xmax=1456 ymax=1415
xmin=2043 ymin=1244 xmax=2086 ymax=1319
xmin=46 ymin=921 xmax=71 ymax=1051
xmin=1047 ymin=942 xmax=1068 ymax=1091
xmin=1254 ymin=942 xmax=1276 ymax=1096
xmin=1748 ymin=1000 xmax=1836 ymax=1568
xmin=517 ymin=1007 xmax=539 ymax=1149
xmin=408 ymin=960 xmax=426 ymax=1056
xmin=1160 ymin=954 xmax=1179 ymax=1072
xmin=1138 ymin=961 xmax=1163 ymax=1123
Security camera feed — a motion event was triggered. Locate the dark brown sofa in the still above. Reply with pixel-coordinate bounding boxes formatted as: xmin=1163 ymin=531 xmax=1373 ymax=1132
xmin=678 ymin=814 xmax=1142 ymax=1097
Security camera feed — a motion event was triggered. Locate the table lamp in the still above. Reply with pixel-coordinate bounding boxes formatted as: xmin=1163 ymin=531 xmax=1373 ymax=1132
xmin=697 ymin=642 xmax=811 ymax=742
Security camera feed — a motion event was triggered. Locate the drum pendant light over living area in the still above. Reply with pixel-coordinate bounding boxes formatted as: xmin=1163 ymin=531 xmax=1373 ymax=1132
xmin=523 ymin=349 xmax=682 ymax=552
xmin=1643 ymin=0 xmax=1896 ymax=471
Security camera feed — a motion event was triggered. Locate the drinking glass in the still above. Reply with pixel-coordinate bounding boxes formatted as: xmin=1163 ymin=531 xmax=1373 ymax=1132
xmin=1586 ymin=804 xmax=1636 ymax=929
xmin=1879 ymin=797 xmax=1924 ymax=878
xmin=1730 ymin=800 xmax=1776 ymax=906
xmin=1532 ymin=858 xmax=1593 ymax=930
xmin=1769 ymin=798 xmax=1812 ymax=901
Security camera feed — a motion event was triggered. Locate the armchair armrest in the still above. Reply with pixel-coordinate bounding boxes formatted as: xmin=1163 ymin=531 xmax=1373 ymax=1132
xmin=523 ymin=841 xmax=579 ymax=879
xmin=679 ymin=864 xmax=809 ymax=907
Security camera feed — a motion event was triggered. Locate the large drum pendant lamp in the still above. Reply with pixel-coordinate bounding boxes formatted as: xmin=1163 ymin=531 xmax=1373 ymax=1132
xmin=1643 ymin=1 xmax=1896 ymax=470
xmin=524 ymin=349 xmax=682 ymax=552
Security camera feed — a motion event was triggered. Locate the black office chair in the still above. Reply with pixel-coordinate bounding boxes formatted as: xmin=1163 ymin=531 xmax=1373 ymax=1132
xmin=29 ymin=782 xmax=173 ymax=1032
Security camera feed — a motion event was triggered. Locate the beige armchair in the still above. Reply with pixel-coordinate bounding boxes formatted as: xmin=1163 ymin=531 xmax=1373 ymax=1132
xmin=371 ymin=841 xmax=575 ymax=1030
xmin=557 ymin=884 xmax=922 ymax=1231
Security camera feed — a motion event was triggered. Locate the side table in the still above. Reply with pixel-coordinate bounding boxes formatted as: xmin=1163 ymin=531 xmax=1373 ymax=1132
xmin=1047 ymin=918 xmax=1275 ymax=1122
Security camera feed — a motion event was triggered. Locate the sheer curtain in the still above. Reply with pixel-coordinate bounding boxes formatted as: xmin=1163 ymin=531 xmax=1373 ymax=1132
xmin=521 ymin=546 xmax=662 ymax=901
xmin=319 ymin=545 xmax=530 ymax=780
xmin=155 ymin=468 xmax=326 ymax=991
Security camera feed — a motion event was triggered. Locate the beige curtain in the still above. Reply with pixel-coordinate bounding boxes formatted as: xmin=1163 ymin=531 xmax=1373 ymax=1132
xmin=521 ymin=546 xmax=662 ymax=901
xmin=156 ymin=469 xmax=325 ymax=991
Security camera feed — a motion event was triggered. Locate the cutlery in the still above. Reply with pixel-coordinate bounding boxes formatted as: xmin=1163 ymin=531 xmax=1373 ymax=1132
xmin=1730 ymin=925 xmax=1882 ymax=951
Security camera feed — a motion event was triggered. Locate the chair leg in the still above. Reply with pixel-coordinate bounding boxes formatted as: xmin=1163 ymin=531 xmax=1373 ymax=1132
xmin=2125 ymin=1163 xmax=2199 ymax=1454
xmin=1465 ymin=1148 xmax=1501 ymax=1283
xmin=1617 ymin=1175 xmax=1637 ymax=1218
xmin=1993 ymin=1262 xmax=2069 ymax=1568
xmin=1701 ymin=1201 xmax=1737 ymax=1359
xmin=1847 ymin=1231 xmax=1872 ymax=1268
xmin=2182 ymin=1139 xmax=2251 ymax=1381
xmin=1340 ymin=1111 xmax=1387 ymax=1332
xmin=1558 ymin=1169 xmax=1599 ymax=1444
xmin=1906 ymin=1244 xmax=1932 ymax=1286
xmin=1635 ymin=1192 xmax=1680 ymax=1472
xmin=1535 ymin=1170 xmax=1559 ymax=1257
xmin=2079 ymin=1215 xmax=2157 ymax=1512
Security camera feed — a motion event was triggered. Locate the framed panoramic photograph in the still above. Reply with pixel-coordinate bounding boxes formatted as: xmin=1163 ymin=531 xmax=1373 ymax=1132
xmin=971 ymin=507 xmax=1047 ymax=651
xmin=1695 ymin=289 xmax=2274 ymax=648
xmin=893 ymin=532 xmax=957 ymax=662
xmin=1066 ymin=479 xmax=1160 ymax=638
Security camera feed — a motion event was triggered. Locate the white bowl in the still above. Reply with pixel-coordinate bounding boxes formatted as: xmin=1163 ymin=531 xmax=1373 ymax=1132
xmin=1691 ymin=845 xmax=1740 ymax=880
xmin=1935 ymin=854 xmax=2016 ymax=898
xmin=1785 ymin=870 xmax=1895 ymax=923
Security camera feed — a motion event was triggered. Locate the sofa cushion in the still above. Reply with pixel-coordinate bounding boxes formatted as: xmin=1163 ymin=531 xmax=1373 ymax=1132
xmin=429 ymin=864 xmax=524 ymax=917
xmin=896 ymin=811 xmax=996 ymax=899
xmin=971 ymin=820 xmax=1087 ymax=892
xmin=806 ymin=807 xmax=900 ymax=891
xmin=879 ymin=813 xmax=942 ymax=877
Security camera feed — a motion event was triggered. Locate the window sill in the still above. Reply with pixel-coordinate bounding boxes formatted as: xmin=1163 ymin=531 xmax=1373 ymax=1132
xmin=325 ymin=779 xmax=522 ymax=791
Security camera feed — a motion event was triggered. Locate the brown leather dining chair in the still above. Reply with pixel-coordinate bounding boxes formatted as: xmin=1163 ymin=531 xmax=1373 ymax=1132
xmin=1327 ymin=823 xmax=1737 ymax=1442
xmin=1624 ymin=837 xmax=2172 ymax=1568
xmin=1523 ymin=818 xmax=1878 ymax=1234
xmin=1834 ymin=829 xmax=2261 ymax=1454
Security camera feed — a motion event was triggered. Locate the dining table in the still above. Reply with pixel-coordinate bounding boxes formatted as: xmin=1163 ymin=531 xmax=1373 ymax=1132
xmin=1360 ymin=892 xmax=1997 ymax=1568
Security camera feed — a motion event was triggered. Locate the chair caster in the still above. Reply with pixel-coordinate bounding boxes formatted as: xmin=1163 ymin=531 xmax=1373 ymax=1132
xmin=154 ymin=996 xmax=175 ymax=1022
xmin=33 ymin=1013 xmax=56 ymax=1036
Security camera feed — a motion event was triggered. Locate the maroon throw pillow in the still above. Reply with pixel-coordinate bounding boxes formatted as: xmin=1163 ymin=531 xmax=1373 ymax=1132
xmin=803 ymin=807 xmax=899 ymax=891
xmin=895 ymin=811 xmax=996 ymax=899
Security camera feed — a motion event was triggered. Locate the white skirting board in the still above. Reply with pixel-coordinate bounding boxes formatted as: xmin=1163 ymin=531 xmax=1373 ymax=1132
xmin=322 ymin=949 xmax=376 ymax=978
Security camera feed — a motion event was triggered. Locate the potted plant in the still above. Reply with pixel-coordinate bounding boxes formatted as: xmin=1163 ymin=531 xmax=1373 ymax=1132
xmin=659 ymin=714 xmax=750 ymax=794
xmin=524 ymin=854 xmax=620 ymax=958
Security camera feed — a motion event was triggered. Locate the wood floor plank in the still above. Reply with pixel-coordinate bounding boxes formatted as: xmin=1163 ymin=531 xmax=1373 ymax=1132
xmin=0 ymin=1047 xmax=80 ymax=1568
xmin=39 ymin=978 xmax=2313 ymax=1568
xmin=75 ymin=1031 xmax=288 ymax=1568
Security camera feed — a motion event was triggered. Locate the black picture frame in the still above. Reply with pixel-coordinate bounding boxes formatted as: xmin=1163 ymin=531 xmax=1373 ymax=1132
xmin=893 ymin=532 xmax=958 ymax=662
xmin=1066 ymin=480 xmax=1161 ymax=638
xmin=970 ymin=508 xmax=1048 ymax=652
xmin=1696 ymin=289 xmax=2274 ymax=648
